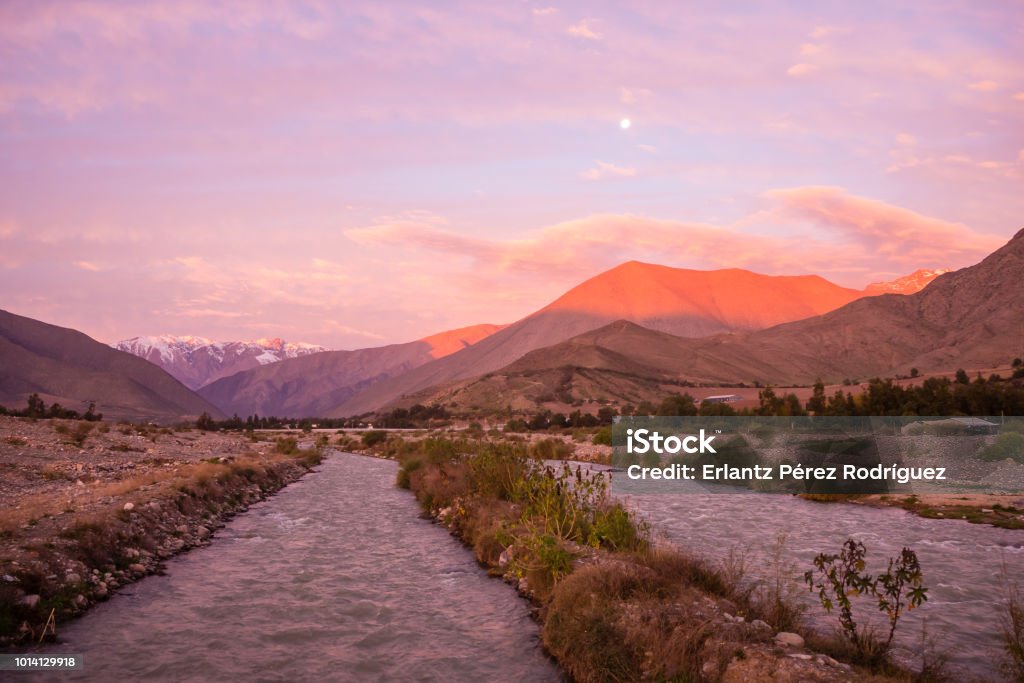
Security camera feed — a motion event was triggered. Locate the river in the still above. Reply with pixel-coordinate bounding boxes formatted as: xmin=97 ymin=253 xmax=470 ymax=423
xmin=618 ymin=478 xmax=1024 ymax=679
xmin=36 ymin=452 xmax=559 ymax=682
xmin=36 ymin=452 xmax=1023 ymax=681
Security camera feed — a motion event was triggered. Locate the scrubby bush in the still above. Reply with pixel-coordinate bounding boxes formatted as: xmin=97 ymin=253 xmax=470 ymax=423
xmin=592 ymin=426 xmax=612 ymax=446
xmin=528 ymin=437 xmax=574 ymax=460
xmin=361 ymin=430 xmax=388 ymax=448
xmin=980 ymin=432 xmax=1024 ymax=463
xmin=274 ymin=437 xmax=300 ymax=455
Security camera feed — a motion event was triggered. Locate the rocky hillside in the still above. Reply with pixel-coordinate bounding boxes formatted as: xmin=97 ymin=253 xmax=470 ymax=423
xmin=0 ymin=310 xmax=224 ymax=423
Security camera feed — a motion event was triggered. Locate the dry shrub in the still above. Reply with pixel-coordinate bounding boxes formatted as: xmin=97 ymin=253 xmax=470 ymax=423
xmin=463 ymin=498 xmax=517 ymax=566
xmin=543 ymin=557 xmax=728 ymax=682
xmin=408 ymin=460 xmax=471 ymax=511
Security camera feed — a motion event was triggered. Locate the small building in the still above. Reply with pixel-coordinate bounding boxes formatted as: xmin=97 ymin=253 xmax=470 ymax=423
xmin=701 ymin=394 xmax=742 ymax=404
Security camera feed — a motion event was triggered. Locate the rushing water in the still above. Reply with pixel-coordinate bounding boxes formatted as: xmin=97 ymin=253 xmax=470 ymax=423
xmin=36 ymin=452 xmax=559 ymax=683
xmin=617 ymin=478 xmax=1024 ymax=679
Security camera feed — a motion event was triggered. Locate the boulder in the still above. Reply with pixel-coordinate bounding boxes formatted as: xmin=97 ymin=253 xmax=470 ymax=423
xmin=775 ymin=632 xmax=805 ymax=648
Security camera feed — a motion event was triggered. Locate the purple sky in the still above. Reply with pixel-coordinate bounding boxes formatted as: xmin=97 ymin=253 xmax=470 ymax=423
xmin=1 ymin=1 xmax=1022 ymax=348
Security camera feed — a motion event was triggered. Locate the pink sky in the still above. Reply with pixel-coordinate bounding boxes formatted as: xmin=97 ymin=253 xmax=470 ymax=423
xmin=1 ymin=1 xmax=1022 ymax=348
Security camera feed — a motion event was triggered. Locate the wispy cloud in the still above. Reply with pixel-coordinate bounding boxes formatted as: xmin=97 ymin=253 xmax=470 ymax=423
xmin=566 ymin=18 xmax=601 ymax=40
xmin=580 ymin=160 xmax=637 ymax=181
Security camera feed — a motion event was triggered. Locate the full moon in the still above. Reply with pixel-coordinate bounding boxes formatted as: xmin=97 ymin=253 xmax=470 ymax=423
xmin=620 ymin=118 xmax=631 ymax=129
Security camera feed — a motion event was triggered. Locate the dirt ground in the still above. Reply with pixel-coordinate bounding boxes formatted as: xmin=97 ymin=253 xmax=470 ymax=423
xmin=0 ymin=416 xmax=319 ymax=643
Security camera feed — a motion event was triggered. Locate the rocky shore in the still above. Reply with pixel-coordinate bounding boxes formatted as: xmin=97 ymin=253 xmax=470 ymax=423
xmin=0 ymin=417 xmax=322 ymax=644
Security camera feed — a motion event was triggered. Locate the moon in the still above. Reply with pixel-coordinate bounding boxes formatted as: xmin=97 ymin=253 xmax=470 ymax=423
xmin=620 ymin=118 xmax=631 ymax=129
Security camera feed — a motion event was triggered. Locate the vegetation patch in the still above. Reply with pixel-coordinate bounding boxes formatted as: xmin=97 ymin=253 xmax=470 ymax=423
xmin=395 ymin=438 xmax=924 ymax=681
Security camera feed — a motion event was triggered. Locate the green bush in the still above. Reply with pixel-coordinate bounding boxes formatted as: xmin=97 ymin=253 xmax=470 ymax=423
xmin=592 ymin=426 xmax=612 ymax=446
xmin=361 ymin=430 xmax=388 ymax=448
xmin=980 ymin=432 xmax=1024 ymax=463
xmin=396 ymin=459 xmax=422 ymax=489
xmin=529 ymin=437 xmax=575 ymax=460
xmin=274 ymin=437 xmax=299 ymax=455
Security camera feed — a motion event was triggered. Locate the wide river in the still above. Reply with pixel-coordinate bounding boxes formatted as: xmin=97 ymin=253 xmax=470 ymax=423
xmin=38 ymin=452 xmax=560 ymax=682
xmin=36 ymin=452 xmax=1023 ymax=681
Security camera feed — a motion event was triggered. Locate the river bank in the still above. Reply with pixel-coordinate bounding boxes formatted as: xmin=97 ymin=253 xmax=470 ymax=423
xmin=0 ymin=417 xmax=322 ymax=644
xmin=392 ymin=437 xmax=918 ymax=682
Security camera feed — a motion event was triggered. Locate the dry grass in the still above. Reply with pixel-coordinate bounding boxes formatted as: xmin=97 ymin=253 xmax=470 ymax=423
xmin=542 ymin=551 xmax=737 ymax=683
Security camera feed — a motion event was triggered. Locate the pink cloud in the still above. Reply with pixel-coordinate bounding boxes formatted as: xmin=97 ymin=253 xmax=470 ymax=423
xmin=345 ymin=188 xmax=1006 ymax=291
xmin=765 ymin=186 xmax=1004 ymax=264
xmin=566 ymin=18 xmax=601 ymax=40
xmin=580 ymin=160 xmax=637 ymax=181
xmin=786 ymin=63 xmax=817 ymax=77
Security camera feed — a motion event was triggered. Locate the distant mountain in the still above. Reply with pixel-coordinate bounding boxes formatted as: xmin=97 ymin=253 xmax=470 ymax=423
xmin=0 ymin=310 xmax=225 ymax=423
xmin=113 ymin=335 xmax=329 ymax=389
xmin=430 ymin=228 xmax=1023 ymax=404
xmin=197 ymin=323 xmax=503 ymax=418
xmin=390 ymin=320 xmax=703 ymax=413
xmin=865 ymin=269 xmax=949 ymax=295
xmin=658 ymin=228 xmax=1023 ymax=386
xmin=330 ymin=263 xmax=880 ymax=416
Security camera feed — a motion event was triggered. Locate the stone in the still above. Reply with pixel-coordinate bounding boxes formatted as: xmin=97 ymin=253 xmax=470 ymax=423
xmin=774 ymin=632 xmax=805 ymax=648
xmin=20 ymin=594 xmax=41 ymax=609
xmin=123 ymin=502 xmax=135 ymax=512
xmin=748 ymin=619 xmax=772 ymax=636
xmin=74 ymin=594 xmax=87 ymax=607
xmin=498 ymin=548 xmax=513 ymax=567
xmin=65 ymin=572 xmax=82 ymax=584
xmin=128 ymin=563 xmax=146 ymax=574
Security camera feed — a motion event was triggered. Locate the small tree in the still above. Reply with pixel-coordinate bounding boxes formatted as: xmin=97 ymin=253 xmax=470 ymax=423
xmin=196 ymin=412 xmax=216 ymax=431
xmin=910 ymin=368 xmax=920 ymax=378
xmin=807 ymin=379 xmax=827 ymax=414
xmin=805 ymin=539 xmax=927 ymax=665
xmin=25 ymin=393 xmax=46 ymax=419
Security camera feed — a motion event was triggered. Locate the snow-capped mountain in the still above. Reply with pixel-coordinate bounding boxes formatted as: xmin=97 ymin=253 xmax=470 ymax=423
xmin=113 ymin=335 xmax=329 ymax=389
xmin=864 ymin=268 xmax=951 ymax=295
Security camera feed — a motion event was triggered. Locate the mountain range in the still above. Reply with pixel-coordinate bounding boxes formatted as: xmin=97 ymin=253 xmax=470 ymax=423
xmin=2 ymin=244 xmax=986 ymax=422
xmin=327 ymin=263 xmax=942 ymax=416
xmin=393 ymin=229 xmax=1024 ymax=413
xmin=113 ymin=335 xmax=329 ymax=389
xmin=196 ymin=324 xmax=503 ymax=417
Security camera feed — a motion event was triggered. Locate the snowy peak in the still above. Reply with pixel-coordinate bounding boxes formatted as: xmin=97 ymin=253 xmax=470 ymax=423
xmin=864 ymin=269 xmax=951 ymax=295
xmin=113 ymin=335 xmax=329 ymax=389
